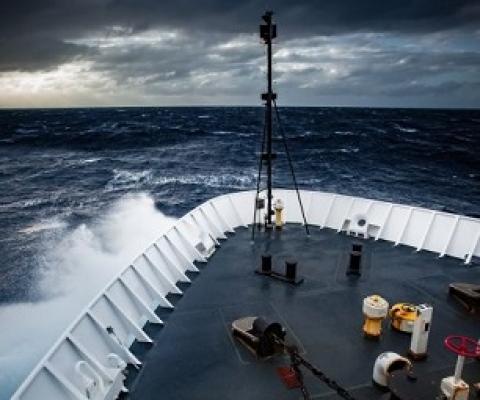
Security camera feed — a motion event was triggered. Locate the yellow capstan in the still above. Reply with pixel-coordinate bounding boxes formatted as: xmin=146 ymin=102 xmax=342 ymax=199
xmin=389 ymin=303 xmax=418 ymax=333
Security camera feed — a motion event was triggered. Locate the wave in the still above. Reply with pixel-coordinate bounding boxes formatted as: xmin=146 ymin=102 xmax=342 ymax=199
xmin=15 ymin=128 xmax=39 ymax=134
xmin=212 ymin=130 xmax=255 ymax=138
xmin=212 ymin=130 xmax=234 ymax=135
xmin=394 ymin=124 xmax=418 ymax=133
xmin=308 ymin=147 xmax=360 ymax=155
xmin=0 ymin=197 xmax=50 ymax=210
xmin=105 ymin=169 xmax=153 ymax=191
xmin=18 ymin=219 xmax=68 ymax=234
xmin=79 ymin=157 xmax=102 ymax=164
xmin=3 ymin=126 xmax=190 ymax=150
xmin=104 ymin=168 xmax=256 ymax=192
xmin=337 ymin=147 xmax=359 ymax=153
xmin=154 ymin=172 xmax=255 ymax=189
xmin=0 ymin=193 xmax=176 ymax=399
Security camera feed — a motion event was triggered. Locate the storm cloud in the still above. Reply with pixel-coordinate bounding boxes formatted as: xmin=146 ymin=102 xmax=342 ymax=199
xmin=0 ymin=0 xmax=479 ymax=107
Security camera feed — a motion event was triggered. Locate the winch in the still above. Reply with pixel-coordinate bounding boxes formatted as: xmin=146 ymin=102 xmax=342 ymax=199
xmin=231 ymin=316 xmax=285 ymax=358
xmin=389 ymin=303 xmax=417 ymax=333
xmin=362 ymin=295 xmax=389 ymax=338
xmin=231 ymin=316 xmax=357 ymax=400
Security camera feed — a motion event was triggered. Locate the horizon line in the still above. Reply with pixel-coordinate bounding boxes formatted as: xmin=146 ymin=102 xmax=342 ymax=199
xmin=1 ymin=104 xmax=479 ymax=111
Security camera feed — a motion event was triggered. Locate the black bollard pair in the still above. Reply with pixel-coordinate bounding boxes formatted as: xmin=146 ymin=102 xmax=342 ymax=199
xmin=258 ymin=254 xmax=303 ymax=285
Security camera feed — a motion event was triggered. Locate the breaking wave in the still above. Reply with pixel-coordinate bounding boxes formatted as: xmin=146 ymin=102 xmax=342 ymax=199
xmin=0 ymin=193 xmax=175 ymax=398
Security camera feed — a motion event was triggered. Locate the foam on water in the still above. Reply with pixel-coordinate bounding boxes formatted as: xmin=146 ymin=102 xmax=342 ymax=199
xmin=106 ymin=169 xmax=154 ymax=191
xmin=18 ymin=218 xmax=68 ymax=234
xmin=0 ymin=193 xmax=175 ymax=399
xmin=154 ymin=172 xmax=256 ymax=189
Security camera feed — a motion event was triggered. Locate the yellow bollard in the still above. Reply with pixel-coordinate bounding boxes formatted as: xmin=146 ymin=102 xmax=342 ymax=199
xmin=274 ymin=199 xmax=284 ymax=230
xmin=363 ymin=295 xmax=389 ymax=338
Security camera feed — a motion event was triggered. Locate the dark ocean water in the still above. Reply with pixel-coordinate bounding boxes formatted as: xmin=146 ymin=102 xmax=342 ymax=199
xmin=1 ymin=106 xmax=479 ymax=302
xmin=0 ymin=106 xmax=479 ymax=397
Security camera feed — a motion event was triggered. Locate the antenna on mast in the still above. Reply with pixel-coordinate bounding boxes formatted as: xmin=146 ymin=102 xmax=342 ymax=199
xmin=252 ymin=11 xmax=309 ymax=240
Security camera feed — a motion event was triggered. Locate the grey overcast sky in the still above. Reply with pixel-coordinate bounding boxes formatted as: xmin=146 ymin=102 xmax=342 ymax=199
xmin=0 ymin=1 xmax=479 ymax=108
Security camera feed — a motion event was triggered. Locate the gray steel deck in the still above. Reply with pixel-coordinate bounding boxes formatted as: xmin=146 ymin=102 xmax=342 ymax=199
xmin=124 ymin=225 xmax=480 ymax=399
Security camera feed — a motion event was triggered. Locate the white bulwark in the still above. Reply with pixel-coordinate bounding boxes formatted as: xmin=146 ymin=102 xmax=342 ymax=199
xmin=12 ymin=189 xmax=480 ymax=400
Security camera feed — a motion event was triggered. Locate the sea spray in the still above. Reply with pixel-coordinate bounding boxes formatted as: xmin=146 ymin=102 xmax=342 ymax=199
xmin=0 ymin=193 xmax=175 ymax=399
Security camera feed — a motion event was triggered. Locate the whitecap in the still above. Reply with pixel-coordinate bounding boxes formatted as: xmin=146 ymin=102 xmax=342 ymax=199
xmin=105 ymin=169 xmax=153 ymax=191
xmin=155 ymin=173 xmax=255 ymax=189
xmin=212 ymin=130 xmax=234 ymax=135
xmin=79 ymin=158 xmax=101 ymax=165
xmin=15 ymin=128 xmax=38 ymax=134
xmin=335 ymin=148 xmax=360 ymax=154
xmin=19 ymin=219 xmax=68 ymax=234
xmin=0 ymin=198 xmax=49 ymax=210
xmin=291 ymin=130 xmax=314 ymax=138
xmin=394 ymin=124 xmax=418 ymax=133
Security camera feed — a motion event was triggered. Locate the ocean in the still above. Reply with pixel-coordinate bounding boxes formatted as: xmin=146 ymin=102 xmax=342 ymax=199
xmin=0 ymin=106 xmax=479 ymax=397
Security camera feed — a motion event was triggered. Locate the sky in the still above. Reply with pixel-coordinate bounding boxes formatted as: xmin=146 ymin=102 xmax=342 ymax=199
xmin=0 ymin=1 xmax=479 ymax=108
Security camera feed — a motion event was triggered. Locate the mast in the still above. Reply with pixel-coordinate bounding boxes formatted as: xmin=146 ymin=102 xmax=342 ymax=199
xmin=260 ymin=11 xmax=276 ymax=227
xmin=252 ymin=11 xmax=308 ymax=238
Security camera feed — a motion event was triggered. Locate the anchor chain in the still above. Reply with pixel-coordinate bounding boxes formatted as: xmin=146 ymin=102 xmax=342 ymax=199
xmin=285 ymin=344 xmax=357 ymax=400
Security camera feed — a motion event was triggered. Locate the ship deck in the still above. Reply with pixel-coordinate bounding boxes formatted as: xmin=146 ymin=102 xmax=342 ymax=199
xmin=124 ymin=224 xmax=480 ymax=399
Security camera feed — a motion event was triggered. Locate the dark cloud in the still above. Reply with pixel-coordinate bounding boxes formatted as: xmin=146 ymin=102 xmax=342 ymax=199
xmin=0 ymin=37 xmax=92 ymax=72
xmin=3 ymin=0 xmax=478 ymax=36
xmin=1 ymin=0 xmax=479 ymax=71
xmin=0 ymin=1 xmax=479 ymax=107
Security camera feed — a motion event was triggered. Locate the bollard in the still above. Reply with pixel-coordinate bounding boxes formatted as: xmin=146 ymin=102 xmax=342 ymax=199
xmin=285 ymin=259 xmax=297 ymax=281
xmin=261 ymin=254 xmax=272 ymax=274
xmin=347 ymin=243 xmax=362 ymax=276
